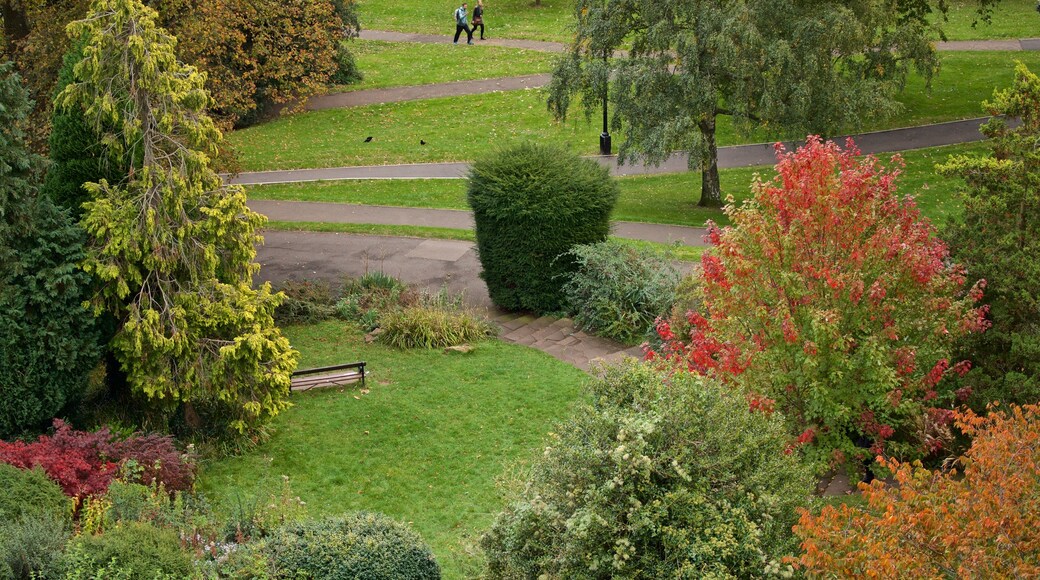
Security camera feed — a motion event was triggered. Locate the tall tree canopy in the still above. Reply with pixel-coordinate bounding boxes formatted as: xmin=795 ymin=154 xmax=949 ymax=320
xmin=2 ymin=0 xmax=348 ymax=144
xmin=0 ymin=61 xmax=100 ymax=437
xmin=939 ymin=62 xmax=1040 ymax=409
xmin=58 ymin=0 xmax=298 ymax=433
xmin=548 ymin=0 xmax=955 ymax=207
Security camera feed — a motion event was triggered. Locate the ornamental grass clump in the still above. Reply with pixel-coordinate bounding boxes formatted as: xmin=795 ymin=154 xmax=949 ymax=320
xmin=376 ymin=288 xmax=495 ymax=349
xmin=482 ymin=361 xmax=814 ymax=579
xmin=647 ymin=137 xmax=988 ymax=474
xmin=467 ymin=142 xmax=619 ymax=314
xmin=563 ymin=239 xmax=681 ymax=344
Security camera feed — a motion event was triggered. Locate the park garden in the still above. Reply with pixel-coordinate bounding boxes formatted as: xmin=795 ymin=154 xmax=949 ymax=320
xmin=1 ymin=0 xmax=1039 ymax=577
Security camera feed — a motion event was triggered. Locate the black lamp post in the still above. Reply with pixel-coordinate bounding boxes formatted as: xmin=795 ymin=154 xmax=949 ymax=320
xmin=599 ymin=49 xmax=611 ymax=155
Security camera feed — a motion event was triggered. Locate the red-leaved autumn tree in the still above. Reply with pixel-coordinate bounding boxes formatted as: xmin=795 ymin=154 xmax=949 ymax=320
xmin=793 ymin=403 xmax=1040 ymax=577
xmin=647 ymin=137 xmax=988 ymax=471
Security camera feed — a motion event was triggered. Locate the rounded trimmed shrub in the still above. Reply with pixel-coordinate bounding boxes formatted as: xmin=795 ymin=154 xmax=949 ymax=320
xmin=254 ymin=512 xmax=440 ymax=579
xmin=481 ymin=361 xmax=814 ymax=578
xmin=467 ymin=142 xmax=619 ymax=313
xmin=0 ymin=465 xmax=71 ymax=579
xmin=0 ymin=464 xmax=70 ymax=522
xmin=60 ymin=521 xmax=194 ymax=579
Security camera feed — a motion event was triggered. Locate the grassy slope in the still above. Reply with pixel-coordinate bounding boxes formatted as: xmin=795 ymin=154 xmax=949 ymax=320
xmin=356 ymin=0 xmax=573 ymax=43
xmin=249 ymin=142 xmax=987 ymax=227
xmin=198 ymin=321 xmax=589 ymax=579
xmin=231 ymin=52 xmax=1038 ymax=172
xmin=354 ymin=0 xmax=1037 ymax=43
xmin=939 ymin=0 xmax=1040 ymax=40
xmin=338 ymin=40 xmax=555 ymax=92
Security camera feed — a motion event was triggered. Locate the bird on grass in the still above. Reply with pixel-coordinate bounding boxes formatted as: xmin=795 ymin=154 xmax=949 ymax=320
xmin=364 ymin=136 xmax=373 ymax=142
xmin=420 ymin=140 xmax=427 ymax=146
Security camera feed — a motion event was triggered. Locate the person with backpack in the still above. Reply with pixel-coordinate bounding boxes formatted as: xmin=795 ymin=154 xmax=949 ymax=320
xmin=454 ymin=2 xmax=473 ymax=45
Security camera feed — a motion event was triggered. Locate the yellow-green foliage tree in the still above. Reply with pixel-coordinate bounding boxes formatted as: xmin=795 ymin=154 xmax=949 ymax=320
xmin=58 ymin=0 xmax=298 ymax=434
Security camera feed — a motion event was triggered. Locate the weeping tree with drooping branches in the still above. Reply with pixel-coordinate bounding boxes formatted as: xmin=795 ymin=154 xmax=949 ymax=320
xmin=57 ymin=0 xmax=298 ymax=435
xmin=547 ymin=0 xmax=950 ymax=208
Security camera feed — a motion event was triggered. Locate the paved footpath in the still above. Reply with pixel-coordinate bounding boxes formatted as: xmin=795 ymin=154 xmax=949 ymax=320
xmin=248 ymin=31 xmax=1037 ymax=377
xmin=230 ymin=117 xmax=992 ymax=186
xmin=256 ymin=231 xmax=644 ymax=372
xmin=250 ymin=200 xmax=708 ymax=246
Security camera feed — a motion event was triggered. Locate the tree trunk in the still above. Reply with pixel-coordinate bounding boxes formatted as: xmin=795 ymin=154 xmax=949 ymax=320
xmin=1 ymin=1 xmax=31 ymax=53
xmin=697 ymin=117 xmax=722 ymax=208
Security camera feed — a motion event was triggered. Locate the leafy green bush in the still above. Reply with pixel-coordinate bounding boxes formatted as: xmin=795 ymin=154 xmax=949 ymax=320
xmin=60 ymin=521 xmax=194 ymax=580
xmin=562 ymin=239 xmax=681 ymax=344
xmin=274 ymin=279 xmax=337 ymax=325
xmin=332 ymin=42 xmax=363 ymax=85
xmin=0 ymin=511 xmax=70 ymax=580
xmin=482 ymin=361 xmax=814 ymax=578
xmin=0 ymin=464 xmax=70 ymax=523
xmin=377 ymin=305 xmax=495 ymax=349
xmin=251 ymin=512 xmax=440 ymax=579
xmin=468 ymin=142 xmax=619 ymax=314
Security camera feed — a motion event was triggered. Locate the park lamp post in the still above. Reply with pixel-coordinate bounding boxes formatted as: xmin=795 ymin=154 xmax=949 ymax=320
xmin=599 ymin=48 xmax=611 ymax=155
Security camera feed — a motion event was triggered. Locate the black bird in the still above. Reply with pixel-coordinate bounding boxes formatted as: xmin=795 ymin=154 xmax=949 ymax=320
xmin=364 ymin=136 xmax=373 ymax=142
xmin=420 ymin=140 xmax=427 ymax=146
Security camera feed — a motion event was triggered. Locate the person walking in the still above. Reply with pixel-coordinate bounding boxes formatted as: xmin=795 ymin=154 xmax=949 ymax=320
xmin=472 ymin=0 xmax=486 ymax=40
xmin=454 ymin=2 xmax=473 ymax=45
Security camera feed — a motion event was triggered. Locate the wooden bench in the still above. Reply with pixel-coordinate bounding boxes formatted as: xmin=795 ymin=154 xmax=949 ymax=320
xmin=290 ymin=361 xmax=366 ymax=392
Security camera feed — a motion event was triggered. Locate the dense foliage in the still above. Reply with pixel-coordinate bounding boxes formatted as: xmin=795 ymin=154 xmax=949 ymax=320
xmin=0 ymin=420 xmax=195 ymax=500
xmin=250 ymin=512 xmax=441 ymax=579
xmin=43 ymin=42 xmax=125 ymax=218
xmin=60 ymin=521 xmax=194 ymax=579
xmin=795 ymin=403 xmax=1040 ymax=577
xmin=548 ymin=0 xmax=944 ymax=206
xmin=468 ymin=142 xmax=618 ymax=313
xmin=59 ymin=0 xmax=298 ymax=435
xmin=0 ymin=510 xmax=70 ymax=580
xmin=562 ymin=239 xmax=681 ymax=344
xmin=156 ymin=0 xmax=346 ymax=125
xmin=0 ymin=61 xmax=100 ymax=438
xmin=0 ymin=463 xmax=70 ymax=522
xmin=1 ymin=0 xmax=352 ymax=138
xmin=0 ymin=465 xmax=72 ymax=579
xmin=939 ymin=62 xmax=1040 ymax=410
xmin=482 ymin=362 xmax=814 ymax=578
xmin=648 ymin=137 xmax=987 ymax=472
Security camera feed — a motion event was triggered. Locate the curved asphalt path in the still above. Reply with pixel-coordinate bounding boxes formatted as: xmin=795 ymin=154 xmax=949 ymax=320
xmin=250 ymin=31 xmax=1031 ymax=312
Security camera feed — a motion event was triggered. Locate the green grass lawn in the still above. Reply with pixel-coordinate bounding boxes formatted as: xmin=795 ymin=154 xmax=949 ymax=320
xmin=338 ymin=40 xmax=555 ymax=92
xmin=356 ymin=0 xmax=573 ymax=43
xmin=198 ymin=321 xmax=589 ymax=579
xmin=939 ymin=0 xmax=1040 ymax=40
xmin=355 ymin=0 xmax=1034 ymax=44
xmin=231 ymin=52 xmax=1036 ymax=172
xmin=249 ymin=142 xmax=986 ymax=228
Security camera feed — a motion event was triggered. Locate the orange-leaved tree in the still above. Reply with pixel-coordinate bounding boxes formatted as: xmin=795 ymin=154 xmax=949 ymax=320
xmin=793 ymin=402 xmax=1040 ymax=578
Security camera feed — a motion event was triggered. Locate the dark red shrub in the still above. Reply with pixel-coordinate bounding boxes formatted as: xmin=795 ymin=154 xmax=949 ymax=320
xmin=0 ymin=420 xmax=195 ymax=500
